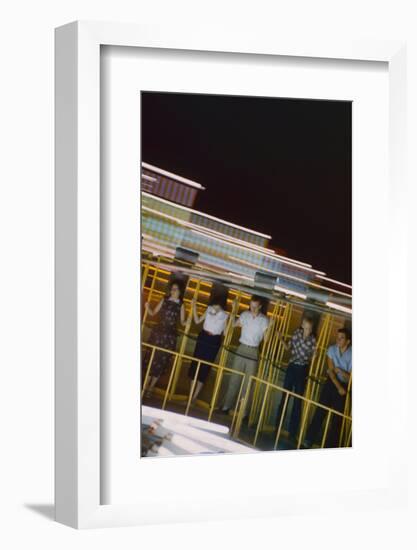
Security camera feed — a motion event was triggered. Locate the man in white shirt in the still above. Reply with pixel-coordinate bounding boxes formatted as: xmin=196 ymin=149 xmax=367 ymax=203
xmin=220 ymin=295 xmax=269 ymax=416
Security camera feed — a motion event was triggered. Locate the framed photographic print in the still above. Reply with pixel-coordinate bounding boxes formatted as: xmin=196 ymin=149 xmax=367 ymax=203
xmin=138 ymin=91 xmax=353 ymax=459
xmin=55 ymin=21 xmax=407 ymax=528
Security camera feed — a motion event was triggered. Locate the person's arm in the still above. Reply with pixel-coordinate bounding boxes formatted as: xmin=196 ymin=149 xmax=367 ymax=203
xmin=222 ymin=314 xmax=230 ymax=336
xmin=309 ymin=344 xmax=318 ymax=367
xmin=261 ymin=318 xmax=270 ymax=343
xmin=192 ymin=299 xmax=207 ymax=325
xmin=334 ymin=367 xmax=351 ymax=384
xmin=144 ymin=298 xmax=163 ymax=317
xmin=326 ymin=356 xmax=347 ymax=395
xmin=277 ymin=331 xmax=292 ymax=351
xmin=233 ymin=314 xmax=243 ymax=328
xmin=180 ymin=304 xmax=186 ymax=326
xmin=308 ymin=338 xmax=318 ymax=362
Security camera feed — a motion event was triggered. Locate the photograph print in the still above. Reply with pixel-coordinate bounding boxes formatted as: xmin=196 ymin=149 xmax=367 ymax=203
xmin=140 ymin=91 xmax=352 ymax=459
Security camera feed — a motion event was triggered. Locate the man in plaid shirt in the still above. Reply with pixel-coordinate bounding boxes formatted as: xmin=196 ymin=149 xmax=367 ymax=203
xmin=275 ymin=314 xmax=317 ymax=440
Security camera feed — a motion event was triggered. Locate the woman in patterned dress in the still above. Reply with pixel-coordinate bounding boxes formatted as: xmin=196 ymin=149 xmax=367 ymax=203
xmin=143 ymin=280 xmax=186 ymax=397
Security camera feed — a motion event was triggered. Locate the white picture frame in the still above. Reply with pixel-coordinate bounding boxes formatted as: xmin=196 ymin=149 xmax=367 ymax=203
xmin=55 ymin=21 xmax=407 ymax=529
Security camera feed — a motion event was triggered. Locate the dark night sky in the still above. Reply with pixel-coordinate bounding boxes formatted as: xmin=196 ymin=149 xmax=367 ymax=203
xmin=141 ymin=92 xmax=352 ymax=284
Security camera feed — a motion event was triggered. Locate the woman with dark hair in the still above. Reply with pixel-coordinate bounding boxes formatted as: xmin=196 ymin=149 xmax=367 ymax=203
xmin=143 ymin=280 xmax=186 ymax=397
xmin=275 ymin=313 xmax=317 ymax=440
xmin=188 ymin=293 xmax=229 ymax=403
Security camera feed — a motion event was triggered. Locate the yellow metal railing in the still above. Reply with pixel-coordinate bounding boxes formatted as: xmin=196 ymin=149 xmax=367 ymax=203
xmin=233 ymin=374 xmax=352 ymax=450
xmin=141 ymin=341 xmax=246 ymax=428
xmin=141 ymin=260 xmax=352 ymax=449
xmin=141 ymin=341 xmax=352 ymax=450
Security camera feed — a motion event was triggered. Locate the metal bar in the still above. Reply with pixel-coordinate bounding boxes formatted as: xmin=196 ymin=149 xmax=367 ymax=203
xmin=339 ymin=375 xmax=353 ymax=446
xmin=162 ymin=355 xmax=180 ymax=410
xmin=310 ymin=313 xmax=333 ymax=405
xmin=315 ymin=314 xmax=330 ymax=377
xmin=267 ymin=305 xmax=282 ymax=385
xmin=141 ymin=258 xmax=160 ymax=331
xmin=264 ymin=307 xmax=282 ymax=424
xmin=142 ymin=287 xmax=211 ymax=310
xmin=141 ymin=342 xmax=246 ymax=423
xmin=141 ymin=262 xmax=150 ymax=292
xmin=212 ymin=293 xmax=241 ymax=418
xmin=320 ymin=410 xmax=332 ymax=448
xmin=141 ymin=346 xmax=156 ymax=397
xmin=299 ymin=313 xmax=330 ymax=434
xmin=297 ymin=401 xmax=310 ymax=449
xmin=253 ymin=386 xmax=269 ymax=447
xmin=219 ymin=293 xmax=241 ymax=366
xmin=250 ymin=301 xmax=278 ymax=424
xmin=273 ymin=302 xmax=291 ymax=385
xmin=185 ymin=360 xmax=201 ymax=416
xmin=274 ymin=392 xmax=289 ymax=450
xmin=229 ymin=376 xmax=246 ymax=435
xmin=312 ymin=313 xmax=329 ymax=379
xmin=346 ymin=420 xmax=353 ymax=447
xmin=208 ymin=366 xmax=224 ymax=422
xmin=232 ymin=377 xmax=253 ymax=439
xmin=141 ymin=342 xmax=246 ymax=378
xmin=261 ymin=326 xmax=280 ymax=426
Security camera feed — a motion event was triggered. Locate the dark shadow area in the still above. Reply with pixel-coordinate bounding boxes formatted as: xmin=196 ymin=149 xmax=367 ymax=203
xmin=24 ymin=503 xmax=55 ymax=521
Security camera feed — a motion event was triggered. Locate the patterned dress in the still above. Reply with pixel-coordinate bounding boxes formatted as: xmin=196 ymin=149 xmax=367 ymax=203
xmin=147 ymin=298 xmax=181 ymax=377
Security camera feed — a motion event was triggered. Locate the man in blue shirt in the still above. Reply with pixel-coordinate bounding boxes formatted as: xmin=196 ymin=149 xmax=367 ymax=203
xmin=305 ymin=327 xmax=352 ymax=448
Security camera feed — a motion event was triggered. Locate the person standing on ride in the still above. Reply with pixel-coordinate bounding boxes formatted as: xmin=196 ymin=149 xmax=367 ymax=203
xmin=275 ymin=314 xmax=317 ymax=440
xmin=220 ymin=295 xmax=269 ymax=416
xmin=305 ymin=327 xmax=352 ymax=448
xmin=143 ymin=280 xmax=186 ymax=397
xmin=188 ymin=293 xmax=229 ymax=403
